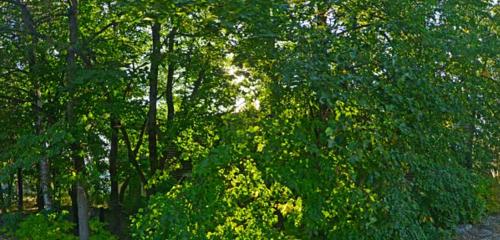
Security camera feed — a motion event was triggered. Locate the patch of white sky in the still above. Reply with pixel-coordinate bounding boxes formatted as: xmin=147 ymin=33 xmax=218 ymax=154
xmin=225 ymin=56 xmax=260 ymax=112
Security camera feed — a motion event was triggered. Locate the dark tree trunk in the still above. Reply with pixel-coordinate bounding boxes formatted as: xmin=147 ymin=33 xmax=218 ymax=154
xmin=109 ymin=117 xmax=121 ymax=234
xmin=148 ymin=22 xmax=161 ymax=177
xmin=7 ymin=174 xmax=13 ymax=210
xmin=70 ymin=186 xmax=79 ymax=235
xmin=160 ymin=28 xmax=176 ymax=171
xmin=36 ymin=176 xmax=44 ymax=211
xmin=121 ymin=124 xmax=148 ymax=186
xmin=0 ymin=184 xmax=5 ymax=213
xmin=119 ymin=176 xmax=130 ymax=204
xmin=17 ymin=168 xmax=23 ymax=211
xmin=465 ymin=123 xmax=474 ymax=170
xmin=166 ymin=28 xmax=176 ymax=126
xmin=120 ymin=119 xmax=148 ymax=202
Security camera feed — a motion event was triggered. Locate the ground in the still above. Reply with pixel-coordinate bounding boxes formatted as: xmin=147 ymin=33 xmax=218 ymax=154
xmin=456 ymin=214 xmax=500 ymax=240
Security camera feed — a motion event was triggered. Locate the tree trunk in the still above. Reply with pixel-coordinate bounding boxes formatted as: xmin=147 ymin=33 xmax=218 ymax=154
xmin=67 ymin=0 xmax=90 ymax=239
xmin=7 ymin=174 xmax=13 ymax=210
xmin=465 ymin=122 xmax=475 ymax=170
xmin=70 ymin=187 xmax=79 ymax=235
xmin=17 ymin=168 xmax=23 ymax=211
xmin=121 ymin=124 xmax=148 ymax=186
xmin=39 ymin=151 xmax=52 ymax=210
xmin=159 ymin=28 xmax=177 ymax=171
xmin=119 ymin=176 xmax=130 ymax=204
xmin=148 ymin=22 xmax=161 ymax=176
xmin=109 ymin=117 xmax=121 ymax=234
xmin=0 ymin=184 xmax=5 ymax=213
xmin=17 ymin=0 xmax=53 ymax=211
xmin=36 ymin=176 xmax=44 ymax=211
xmin=166 ymin=28 xmax=176 ymax=127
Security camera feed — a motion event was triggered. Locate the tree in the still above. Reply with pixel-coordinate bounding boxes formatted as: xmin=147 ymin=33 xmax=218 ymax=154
xmin=66 ymin=0 xmax=90 ymax=238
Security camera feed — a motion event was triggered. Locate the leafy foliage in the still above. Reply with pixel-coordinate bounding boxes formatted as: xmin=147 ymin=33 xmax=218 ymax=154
xmin=0 ymin=0 xmax=497 ymax=239
xmin=15 ymin=212 xmax=77 ymax=240
xmin=13 ymin=212 xmax=117 ymax=240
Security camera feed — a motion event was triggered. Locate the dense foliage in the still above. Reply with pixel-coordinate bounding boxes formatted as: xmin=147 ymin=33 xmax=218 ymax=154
xmin=0 ymin=0 xmax=498 ymax=239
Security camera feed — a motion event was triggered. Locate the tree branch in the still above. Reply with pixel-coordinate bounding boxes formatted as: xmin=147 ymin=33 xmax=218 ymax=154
xmin=83 ymin=21 xmax=118 ymax=44
xmin=120 ymin=118 xmax=148 ymax=185
xmin=336 ymin=24 xmax=372 ymax=36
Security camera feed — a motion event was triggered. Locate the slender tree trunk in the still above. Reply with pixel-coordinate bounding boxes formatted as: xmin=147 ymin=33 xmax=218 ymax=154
xmin=67 ymin=0 xmax=90 ymax=239
xmin=17 ymin=0 xmax=53 ymax=211
xmin=39 ymin=151 xmax=52 ymax=210
xmin=121 ymin=125 xmax=148 ymax=186
xmin=36 ymin=176 xmax=44 ymax=211
xmin=166 ymin=28 xmax=176 ymax=126
xmin=70 ymin=187 xmax=79 ymax=235
xmin=0 ymin=184 xmax=5 ymax=213
xmin=119 ymin=176 xmax=130 ymax=204
xmin=109 ymin=117 xmax=121 ymax=234
xmin=148 ymin=22 xmax=161 ymax=176
xmin=52 ymin=165 xmax=61 ymax=209
xmin=73 ymin=155 xmax=89 ymax=240
xmin=17 ymin=168 xmax=23 ymax=211
xmin=161 ymin=28 xmax=176 ymax=171
xmin=465 ymin=121 xmax=475 ymax=170
xmin=76 ymin=184 xmax=89 ymax=240
xmin=7 ymin=174 xmax=13 ymax=210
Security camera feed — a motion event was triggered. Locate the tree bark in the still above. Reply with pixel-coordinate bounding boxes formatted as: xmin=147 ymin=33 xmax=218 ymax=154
xmin=159 ymin=28 xmax=176 ymax=171
xmin=17 ymin=168 xmax=23 ymax=211
xmin=148 ymin=22 xmax=161 ymax=176
xmin=7 ymin=175 xmax=13 ymax=210
xmin=109 ymin=117 xmax=121 ymax=234
xmin=166 ymin=28 xmax=176 ymax=126
xmin=0 ymin=184 xmax=5 ymax=213
xmin=70 ymin=187 xmax=79 ymax=235
xmin=119 ymin=176 xmax=130 ymax=204
xmin=36 ymin=176 xmax=44 ymax=211
xmin=76 ymin=184 xmax=89 ymax=240
xmin=67 ymin=0 xmax=90 ymax=239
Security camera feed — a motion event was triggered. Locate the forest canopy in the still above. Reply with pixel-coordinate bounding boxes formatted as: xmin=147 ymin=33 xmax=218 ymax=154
xmin=0 ymin=0 xmax=498 ymax=239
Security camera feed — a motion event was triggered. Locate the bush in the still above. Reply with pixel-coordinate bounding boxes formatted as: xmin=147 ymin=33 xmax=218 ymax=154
xmin=13 ymin=211 xmax=117 ymax=240
xmin=15 ymin=211 xmax=76 ymax=240
xmin=0 ymin=212 xmax=22 ymax=237
xmin=89 ymin=220 xmax=118 ymax=240
xmin=130 ymin=110 xmax=489 ymax=239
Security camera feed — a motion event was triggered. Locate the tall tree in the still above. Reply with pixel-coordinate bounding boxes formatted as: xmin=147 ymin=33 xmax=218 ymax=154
xmin=66 ymin=0 xmax=89 ymax=238
xmin=148 ymin=21 xmax=161 ymax=178
xmin=16 ymin=0 xmax=53 ymax=211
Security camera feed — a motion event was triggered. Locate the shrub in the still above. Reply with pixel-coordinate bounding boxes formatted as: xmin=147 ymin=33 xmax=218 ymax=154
xmin=13 ymin=211 xmax=117 ymax=240
xmin=15 ymin=211 xmax=76 ymax=240
xmin=0 ymin=212 xmax=22 ymax=237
